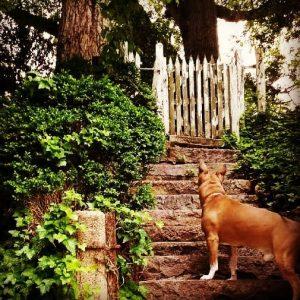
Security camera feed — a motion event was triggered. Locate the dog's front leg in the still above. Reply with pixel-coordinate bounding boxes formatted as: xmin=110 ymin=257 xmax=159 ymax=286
xmin=201 ymin=233 xmax=219 ymax=280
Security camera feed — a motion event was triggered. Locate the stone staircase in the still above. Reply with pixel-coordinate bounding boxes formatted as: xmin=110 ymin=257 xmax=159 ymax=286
xmin=138 ymin=137 xmax=292 ymax=300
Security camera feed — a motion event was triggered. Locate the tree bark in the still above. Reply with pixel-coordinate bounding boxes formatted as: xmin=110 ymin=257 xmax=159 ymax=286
xmin=57 ymin=0 xmax=104 ymax=65
xmin=166 ymin=0 xmax=218 ymax=60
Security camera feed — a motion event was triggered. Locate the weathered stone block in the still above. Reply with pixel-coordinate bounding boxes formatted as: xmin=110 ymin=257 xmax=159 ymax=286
xmin=155 ymin=194 xmax=257 ymax=210
xmin=77 ymin=250 xmax=108 ymax=300
xmin=147 ymin=163 xmax=236 ymax=180
xmin=140 ymin=254 xmax=280 ymax=281
xmin=147 ymin=209 xmax=202 ymax=226
xmin=77 ymin=211 xmax=106 ymax=249
xmin=76 ymin=211 xmax=118 ymax=300
xmin=140 ymin=279 xmax=292 ymax=300
xmin=145 ymin=225 xmax=204 ymax=242
xmin=142 ymin=179 xmax=252 ymax=195
xmin=165 ymin=147 xmax=239 ymax=164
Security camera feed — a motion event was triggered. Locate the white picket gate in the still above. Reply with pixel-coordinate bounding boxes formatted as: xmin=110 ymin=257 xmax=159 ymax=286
xmin=124 ymin=42 xmax=266 ymax=139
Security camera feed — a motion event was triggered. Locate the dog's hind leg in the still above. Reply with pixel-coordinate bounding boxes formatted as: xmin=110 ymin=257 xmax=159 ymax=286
xmin=228 ymin=246 xmax=238 ymax=280
xmin=201 ymin=232 xmax=219 ymax=280
xmin=276 ymin=250 xmax=300 ymax=300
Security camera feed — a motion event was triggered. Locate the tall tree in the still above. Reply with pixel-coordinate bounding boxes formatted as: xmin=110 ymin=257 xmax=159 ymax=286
xmin=164 ymin=0 xmax=300 ymax=59
xmin=57 ymin=0 xmax=104 ymax=66
xmin=1 ymin=0 xmax=299 ymax=78
xmin=166 ymin=0 xmax=218 ymax=60
xmin=0 ymin=0 xmax=176 ymax=92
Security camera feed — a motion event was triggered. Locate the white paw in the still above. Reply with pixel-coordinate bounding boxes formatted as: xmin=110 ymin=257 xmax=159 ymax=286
xmin=201 ymin=274 xmax=213 ymax=280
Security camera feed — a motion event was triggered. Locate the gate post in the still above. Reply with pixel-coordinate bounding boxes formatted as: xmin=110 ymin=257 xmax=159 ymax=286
xmin=230 ymin=52 xmax=240 ymax=137
xmin=255 ymin=48 xmax=266 ymax=112
xmin=152 ymin=43 xmax=169 ymax=134
xmin=77 ymin=211 xmax=119 ymax=300
xmin=229 ymin=51 xmax=245 ymax=138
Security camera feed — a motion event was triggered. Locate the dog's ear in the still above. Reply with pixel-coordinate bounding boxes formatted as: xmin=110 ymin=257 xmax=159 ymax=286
xmin=199 ymin=160 xmax=208 ymax=174
xmin=216 ymin=164 xmax=227 ymax=181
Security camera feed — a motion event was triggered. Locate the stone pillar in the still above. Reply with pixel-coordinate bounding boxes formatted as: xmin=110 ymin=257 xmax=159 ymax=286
xmin=77 ymin=211 xmax=118 ymax=300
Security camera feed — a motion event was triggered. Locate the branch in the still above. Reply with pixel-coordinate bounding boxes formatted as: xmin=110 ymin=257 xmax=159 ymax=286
xmin=1 ymin=6 xmax=58 ymax=36
xmin=216 ymin=0 xmax=300 ymax=22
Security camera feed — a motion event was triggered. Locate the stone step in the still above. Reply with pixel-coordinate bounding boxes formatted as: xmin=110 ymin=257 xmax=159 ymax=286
xmin=155 ymin=194 xmax=257 ymax=210
xmin=169 ymin=135 xmax=224 ymax=148
xmin=145 ymin=179 xmax=252 ymax=195
xmin=152 ymin=242 xmax=263 ymax=258
xmin=147 ymin=209 xmax=202 ymax=226
xmin=139 ymin=254 xmax=280 ymax=281
xmin=140 ymin=279 xmax=292 ymax=300
xmin=147 ymin=163 xmax=236 ymax=180
xmin=164 ymin=147 xmax=239 ymax=164
xmin=145 ymin=225 xmax=203 ymax=242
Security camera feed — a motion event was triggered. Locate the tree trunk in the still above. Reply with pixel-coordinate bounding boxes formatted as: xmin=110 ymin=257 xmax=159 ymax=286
xmin=166 ymin=0 xmax=219 ymax=60
xmin=57 ymin=0 xmax=103 ymax=66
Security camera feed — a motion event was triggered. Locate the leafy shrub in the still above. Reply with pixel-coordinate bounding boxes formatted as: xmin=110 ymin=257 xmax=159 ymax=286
xmin=0 ymin=72 xmax=165 ymax=203
xmin=0 ymin=190 xmax=86 ymax=298
xmin=0 ymin=72 xmax=166 ymax=298
xmin=119 ymin=280 xmax=148 ymax=300
xmin=225 ymin=104 xmax=300 ymax=212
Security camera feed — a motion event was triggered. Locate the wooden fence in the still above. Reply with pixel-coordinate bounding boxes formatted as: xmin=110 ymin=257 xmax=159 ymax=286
xmin=124 ymin=42 xmax=265 ymax=139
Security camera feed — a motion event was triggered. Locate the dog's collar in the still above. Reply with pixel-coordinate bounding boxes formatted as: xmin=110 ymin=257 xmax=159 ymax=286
xmin=206 ymin=192 xmax=224 ymax=199
xmin=203 ymin=192 xmax=225 ymax=204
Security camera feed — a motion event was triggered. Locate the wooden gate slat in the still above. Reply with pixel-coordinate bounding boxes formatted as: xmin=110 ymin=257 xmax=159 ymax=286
xmin=188 ymin=57 xmax=196 ymax=137
xmin=168 ymin=58 xmax=175 ymax=135
xmin=217 ymin=60 xmax=224 ymax=137
xmin=223 ymin=64 xmax=230 ymax=130
xmin=182 ymin=57 xmax=189 ymax=135
xmin=196 ymin=57 xmax=203 ymax=137
xmin=203 ymin=57 xmax=211 ymax=138
xmin=210 ymin=57 xmax=217 ymax=139
xmin=175 ymin=57 xmax=182 ymax=135
xmin=230 ymin=62 xmax=239 ymax=135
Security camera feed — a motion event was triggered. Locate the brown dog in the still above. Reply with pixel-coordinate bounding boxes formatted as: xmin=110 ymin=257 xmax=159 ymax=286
xmin=198 ymin=161 xmax=300 ymax=300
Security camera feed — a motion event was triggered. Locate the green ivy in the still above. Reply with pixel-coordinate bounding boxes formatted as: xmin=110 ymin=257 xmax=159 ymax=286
xmin=119 ymin=280 xmax=148 ymax=300
xmin=0 ymin=72 xmax=166 ymax=299
xmin=0 ymin=190 xmax=86 ymax=299
xmin=0 ymin=72 xmax=165 ymax=202
xmin=88 ymin=193 xmax=163 ymax=270
xmin=223 ymin=104 xmax=300 ymax=212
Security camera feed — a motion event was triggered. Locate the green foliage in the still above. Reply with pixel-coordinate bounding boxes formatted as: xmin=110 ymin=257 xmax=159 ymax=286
xmin=0 ymin=190 xmax=86 ymax=299
xmin=88 ymin=194 xmax=163 ymax=273
xmin=0 ymin=72 xmax=165 ymax=202
xmin=0 ymin=0 xmax=58 ymax=95
xmin=1 ymin=0 xmax=179 ymax=94
xmin=119 ymin=280 xmax=148 ymax=300
xmin=96 ymin=59 xmax=158 ymax=110
xmin=225 ymin=103 xmax=300 ymax=212
xmin=222 ymin=130 xmax=239 ymax=150
xmin=0 ymin=72 xmax=165 ymax=298
xmin=101 ymin=0 xmax=179 ymax=80
xmin=131 ymin=184 xmax=156 ymax=210
xmin=216 ymin=0 xmax=299 ymax=45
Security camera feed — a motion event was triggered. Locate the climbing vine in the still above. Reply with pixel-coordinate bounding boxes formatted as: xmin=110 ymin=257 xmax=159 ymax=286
xmin=0 ymin=71 xmax=166 ymax=298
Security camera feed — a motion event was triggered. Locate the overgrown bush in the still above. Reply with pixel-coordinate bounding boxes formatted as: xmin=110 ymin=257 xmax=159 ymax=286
xmin=0 ymin=72 xmax=166 ymax=298
xmin=0 ymin=72 xmax=165 ymax=203
xmin=224 ymin=103 xmax=300 ymax=212
xmin=0 ymin=190 xmax=86 ymax=299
